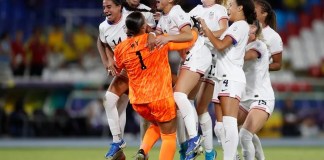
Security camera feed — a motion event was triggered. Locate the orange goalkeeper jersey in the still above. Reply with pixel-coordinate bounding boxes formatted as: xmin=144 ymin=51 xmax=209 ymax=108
xmin=114 ymin=31 xmax=197 ymax=104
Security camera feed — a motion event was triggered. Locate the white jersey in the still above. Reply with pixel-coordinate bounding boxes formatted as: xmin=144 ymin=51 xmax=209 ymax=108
xmin=215 ymin=20 xmax=249 ymax=83
xmin=122 ymin=3 xmax=156 ymax=28
xmin=99 ymin=14 xmax=128 ymax=51
xmin=156 ymin=5 xmax=191 ymax=35
xmin=242 ymin=40 xmax=275 ymax=100
xmin=156 ymin=5 xmax=205 ymax=58
xmin=262 ymin=25 xmax=283 ymax=56
xmin=189 ymin=4 xmax=228 ymax=51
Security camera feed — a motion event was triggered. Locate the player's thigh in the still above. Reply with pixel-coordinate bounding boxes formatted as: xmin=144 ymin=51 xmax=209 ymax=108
xmin=108 ymin=73 xmax=129 ymax=96
xmin=242 ymin=109 xmax=269 ymax=134
xmin=174 ymin=69 xmax=201 ymax=94
xmin=188 ymin=80 xmax=201 ymax=100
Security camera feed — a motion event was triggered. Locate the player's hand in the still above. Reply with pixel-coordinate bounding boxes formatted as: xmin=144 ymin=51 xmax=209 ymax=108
xmin=153 ymin=12 xmax=162 ymax=21
xmin=198 ymin=18 xmax=208 ymax=34
xmin=106 ymin=59 xmax=118 ymax=76
xmin=155 ymin=36 xmax=170 ymax=47
xmin=147 ymin=33 xmax=156 ymax=51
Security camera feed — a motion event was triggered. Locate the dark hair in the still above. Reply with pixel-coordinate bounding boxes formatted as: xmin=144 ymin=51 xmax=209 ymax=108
xmin=254 ymin=0 xmax=277 ymax=31
xmin=236 ymin=0 xmax=256 ymax=25
xmin=122 ymin=1 xmax=153 ymax=13
xmin=253 ymin=20 xmax=262 ymax=38
xmin=126 ymin=11 xmax=145 ymax=36
xmin=173 ymin=0 xmax=182 ymax=5
xmin=111 ymin=0 xmax=122 ymax=6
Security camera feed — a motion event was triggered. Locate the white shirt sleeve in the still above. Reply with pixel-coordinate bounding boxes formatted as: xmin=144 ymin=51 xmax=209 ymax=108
xmin=216 ymin=5 xmax=229 ymax=21
xmin=268 ymin=33 xmax=283 ymax=55
xmin=142 ymin=12 xmax=156 ymax=28
xmin=171 ymin=6 xmax=191 ymax=30
xmin=224 ymin=21 xmax=248 ymax=45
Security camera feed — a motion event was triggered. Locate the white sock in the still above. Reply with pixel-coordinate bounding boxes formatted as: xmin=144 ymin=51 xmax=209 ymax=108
xmin=117 ymin=94 xmax=128 ymax=138
xmin=253 ymin=134 xmax=265 ymax=160
xmin=177 ymin=110 xmax=188 ymax=144
xmin=239 ymin=128 xmax=255 ymax=160
xmin=199 ymin=112 xmax=213 ymax=152
xmin=103 ymin=91 xmax=121 ymax=143
xmin=214 ymin=121 xmax=224 ymax=145
xmin=174 ymin=92 xmax=198 ymax=138
xmin=222 ymin=116 xmax=238 ymax=160
xmin=189 ymin=99 xmax=199 ymax=132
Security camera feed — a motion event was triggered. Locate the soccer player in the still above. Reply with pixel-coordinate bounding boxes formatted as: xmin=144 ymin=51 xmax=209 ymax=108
xmin=189 ymin=0 xmax=228 ymax=159
xmin=199 ymin=0 xmax=257 ymax=159
xmin=152 ymin=1 xmax=213 ymax=159
xmin=238 ymin=20 xmax=275 ymax=160
xmin=113 ymin=11 xmax=198 ymax=160
xmin=97 ymin=0 xmax=129 ymax=159
xmin=122 ymin=0 xmax=156 ymax=30
xmin=254 ymin=0 xmax=283 ymax=71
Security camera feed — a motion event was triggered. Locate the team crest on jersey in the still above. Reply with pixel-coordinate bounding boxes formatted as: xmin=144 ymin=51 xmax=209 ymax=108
xmin=122 ymin=25 xmax=127 ymax=33
xmin=209 ymin=12 xmax=214 ymax=19
xmin=233 ymin=26 xmax=238 ymax=32
xmin=179 ymin=15 xmax=184 ymax=20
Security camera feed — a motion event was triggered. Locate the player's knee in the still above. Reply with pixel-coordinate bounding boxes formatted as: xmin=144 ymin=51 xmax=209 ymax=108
xmin=104 ymin=91 xmax=119 ymax=109
xmin=173 ymin=92 xmax=189 ymax=115
xmin=239 ymin=128 xmax=253 ymax=146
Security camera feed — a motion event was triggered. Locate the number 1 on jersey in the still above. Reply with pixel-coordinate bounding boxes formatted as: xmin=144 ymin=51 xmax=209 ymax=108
xmin=136 ymin=51 xmax=147 ymax=70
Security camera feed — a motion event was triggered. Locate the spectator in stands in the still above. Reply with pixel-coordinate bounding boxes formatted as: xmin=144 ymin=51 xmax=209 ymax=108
xmin=281 ymin=98 xmax=300 ymax=137
xmin=11 ymin=30 xmax=27 ymax=76
xmin=0 ymin=32 xmax=13 ymax=83
xmin=48 ymin=24 xmax=65 ymax=53
xmin=27 ymin=27 xmax=48 ymax=76
xmin=72 ymin=24 xmax=94 ymax=55
xmin=300 ymin=114 xmax=320 ymax=138
xmin=8 ymin=99 xmax=29 ymax=137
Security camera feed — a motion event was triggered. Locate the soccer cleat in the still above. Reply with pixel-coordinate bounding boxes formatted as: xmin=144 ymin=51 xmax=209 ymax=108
xmin=185 ymin=145 xmax=203 ymax=160
xmin=134 ymin=149 xmax=148 ymax=160
xmin=105 ymin=140 xmax=126 ymax=160
xmin=185 ymin=135 xmax=204 ymax=160
xmin=179 ymin=141 xmax=188 ymax=160
xmin=205 ymin=150 xmax=217 ymax=160
xmin=185 ymin=135 xmax=204 ymax=156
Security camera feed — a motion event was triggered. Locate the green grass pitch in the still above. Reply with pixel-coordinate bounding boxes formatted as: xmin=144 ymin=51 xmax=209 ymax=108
xmin=1 ymin=147 xmax=323 ymax=160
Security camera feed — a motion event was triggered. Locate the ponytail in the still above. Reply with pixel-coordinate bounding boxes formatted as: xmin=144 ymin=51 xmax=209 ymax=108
xmin=254 ymin=0 xmax=277 ymax=31
xmin=237 ymin=0 xmax=256 ymax=24
xmin=267 ymin=10 xmax=277 ymax=31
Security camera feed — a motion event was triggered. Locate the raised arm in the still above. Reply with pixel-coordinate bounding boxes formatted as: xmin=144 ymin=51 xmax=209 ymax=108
xmin=167 ymin=30 xmax=198 ymax=50
xmin=97 ymin=36 xmax=118 ymax=76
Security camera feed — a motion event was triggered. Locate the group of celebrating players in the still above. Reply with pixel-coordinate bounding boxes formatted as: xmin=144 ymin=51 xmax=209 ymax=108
xmin=97 ymin=0 xmax=283 ymax=160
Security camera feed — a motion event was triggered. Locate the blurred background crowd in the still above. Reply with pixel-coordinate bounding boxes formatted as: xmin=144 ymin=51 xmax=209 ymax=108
xmin=1 ymin=0 xmax=324 ymax=139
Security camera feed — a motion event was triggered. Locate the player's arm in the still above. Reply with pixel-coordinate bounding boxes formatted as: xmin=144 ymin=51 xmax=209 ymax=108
xmin=97 ymin=36 xmax=118 ymax=76
xmin=156 ymin=25 xmax=193 ymax=46
xmin=244 ymin=49 xmax=260 ymax=61
xmin=113 ymin=45 xmax=124 ymax=74
xmin=200 ymin=22 xmax=232 ymax=52
xmin=212 ymin=19 xmax=228 ymax=38
xmin=269 ymin=52 xmax=282 ymax=71
xmin=97 ymin=37 xmax=109 ymax=69
xmin=167 ymin=30 xmax=198 ymax=50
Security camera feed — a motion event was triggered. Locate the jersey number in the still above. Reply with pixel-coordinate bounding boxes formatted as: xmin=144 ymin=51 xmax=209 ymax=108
xmin=136 ymin=51 xmax=147 ymax=70
xmin=258 ymin=100 xmax=266 ymax=105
